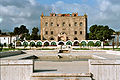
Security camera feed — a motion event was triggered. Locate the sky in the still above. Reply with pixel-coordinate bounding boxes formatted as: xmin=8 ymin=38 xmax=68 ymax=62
xmin=0 ymin=0 xmax=120 ymax=33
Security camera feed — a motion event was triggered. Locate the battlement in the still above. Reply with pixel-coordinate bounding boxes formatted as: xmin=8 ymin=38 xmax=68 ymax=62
xmin=50 ymin=13 xmax=78 ymax=17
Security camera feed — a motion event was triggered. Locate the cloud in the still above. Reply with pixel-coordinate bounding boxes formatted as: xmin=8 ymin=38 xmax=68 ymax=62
xmin=0 ymin=0 xmax=120 ymax=33
xmin=0 ymin=0 xmax=52 ymax=32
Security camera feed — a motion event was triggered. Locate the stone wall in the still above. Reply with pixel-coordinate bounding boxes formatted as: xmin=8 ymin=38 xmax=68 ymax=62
xmin=0 ymin=60 xmax=33 ymax=80
xmin=89 ymin=60 xmax=120 ymax=80
xmin=41 ymin=13 xmax=87 ymax=41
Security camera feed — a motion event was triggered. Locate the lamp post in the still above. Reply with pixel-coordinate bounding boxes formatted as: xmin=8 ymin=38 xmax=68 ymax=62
xmin=111 ymin=35 xmax=115 ymax=50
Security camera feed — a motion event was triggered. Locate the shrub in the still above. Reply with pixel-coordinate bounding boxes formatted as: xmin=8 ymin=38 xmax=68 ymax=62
xmin=104 ymin=41 xmax=109 ymax=46
xmin=66 ymin=41 xmax=72 ymax=45
xmin=79 ymin=43 xmax=82 ymax=47
xmin=3 ymin=43 xmax=7 ymax=47
xmin=0 ymin=43 xmax=3 ymax=51
xmin=44 ymin=42 xmax=49 ymax=46
xmin=95 ymin=41 xmax=101 ymax=47
xmin=8 ymin=43 xmax=13 ymax=49
xmin=88 ymin=41 xmax=94 ymax=46
xmin=30 ymin=42 xmax=35 ymax=47
xmin=23 ymin=42 xmax=28 ymax=48
xmin=36 ymin=42 xmax=42 ymax=47
xmin=51 ymin=42 xmax=56 ymax=46
xmin=81 ymin=41 xmax=86 ymax=47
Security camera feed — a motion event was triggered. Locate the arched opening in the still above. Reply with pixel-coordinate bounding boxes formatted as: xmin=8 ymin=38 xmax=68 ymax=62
xmin=74 ymin=37 xmax=78 ymax=40
xmin=88 ymin=41 xmax=94 ymax=46
xmin=30 ymin=42 xmax=35 ymax=47
xmin=36 ymin=42 xmax=42 ymax=47
xmin=16 ymin=42 xmax=21 ymax=46
xmin=58 ymin=42 xmax=64 ymax=45
xmin=51 ymin=42 xmax=57 ymax=46
xmin=44 ymin=42 xmax=49 ymax=46
xmin=66 ymin=41 xmax=72 ymax=45
xmin=50 ymin=37 xmax=54 ymax=40
xmin=74 ymin=41 xmax=79 ymax=46
xmin=81 ymin=41 xmax=86 ymax=47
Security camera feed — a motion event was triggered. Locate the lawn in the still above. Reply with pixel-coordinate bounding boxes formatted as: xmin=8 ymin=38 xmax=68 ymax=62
xmin=101 ymin=48 xmax=120 ymax=51
xmin=0 ymin=48 xmax=29 ymax=52
xmin=73 ymin=48 xmax=90 ymax=50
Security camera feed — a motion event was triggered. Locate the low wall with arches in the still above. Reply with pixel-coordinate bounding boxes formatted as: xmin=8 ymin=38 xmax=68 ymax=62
xmin=16 ymin=40 xmax=101 ymax=47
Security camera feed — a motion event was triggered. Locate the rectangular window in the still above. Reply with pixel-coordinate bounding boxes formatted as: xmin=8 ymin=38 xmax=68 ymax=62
xmin=45 ymin=31 xmax=48 ymax=35
xmin=74 ymin=31 xmax=77 ymax=34
xmin=51 ymin=31 xmax=53 ymax=35
xmin=80 ymin=31 xmax=82 ymax=34
xmin=45 ymin=22 xmax=48 ymax=26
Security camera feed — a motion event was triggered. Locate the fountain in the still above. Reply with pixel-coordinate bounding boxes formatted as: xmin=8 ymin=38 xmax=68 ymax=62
xmin=57 ymin=45 xmax=71 ymax=53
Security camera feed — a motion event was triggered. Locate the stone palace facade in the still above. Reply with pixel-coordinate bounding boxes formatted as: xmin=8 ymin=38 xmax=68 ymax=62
xmin=40 ymin=12 xmax=87 ymax=41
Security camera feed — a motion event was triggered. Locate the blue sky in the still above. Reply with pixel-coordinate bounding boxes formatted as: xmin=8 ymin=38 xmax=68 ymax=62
xmin=37 ymin=0 xmax=96 ymax=5
xmin=0 ymin=0 xmax=120 ymax=33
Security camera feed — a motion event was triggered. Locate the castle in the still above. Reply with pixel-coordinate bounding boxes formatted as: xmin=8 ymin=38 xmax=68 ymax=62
xmin=40 ymin=12 xmax=87 ymax=41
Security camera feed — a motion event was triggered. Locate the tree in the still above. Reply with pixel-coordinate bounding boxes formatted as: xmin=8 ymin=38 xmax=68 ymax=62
xmin=0 ymin=30 xmax=1 ymax=34
xmin=13 ymin=25 xmax=29 ymax=35
xmin=14 ymin=27 xmax=20 ymax=35
xmin=13 ymin=25 xmax=29 ymax=41
xmin=19 ymin=25 xmax=29 ymax=34
xmin=31 ymin=27 xmax=39 ymax=40
xmin=89 ymin=25 xmax=115 ymax=41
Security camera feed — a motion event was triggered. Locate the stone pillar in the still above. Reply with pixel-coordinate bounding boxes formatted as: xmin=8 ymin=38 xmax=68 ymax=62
xmin=41 ymin=12 xmax=43 ymax=41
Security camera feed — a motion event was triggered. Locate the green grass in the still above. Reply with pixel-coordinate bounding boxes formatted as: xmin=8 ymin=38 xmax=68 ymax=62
xmin=73 ymin=48 xmax=90 ymax=50
xmin=0 ymin=48 xmax=29 ymax=52
xmin=101 ymin=48 xmax=120 ymax=51
xmin=38 ymin=48 xmax=55 ymax=50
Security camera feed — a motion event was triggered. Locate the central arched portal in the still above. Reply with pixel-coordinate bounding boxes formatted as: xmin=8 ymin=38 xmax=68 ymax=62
xmin=58 ymin=32 xmax=67 ymax=41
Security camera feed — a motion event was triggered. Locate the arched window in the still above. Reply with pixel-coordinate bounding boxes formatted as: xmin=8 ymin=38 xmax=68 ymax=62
xmin=45 ymin=22 xmax=48 ymax=26
xmin=50 ymin=37 xmax=54 ymax=40
xmin=80 ymin=22 xmax=82 ymax=26
xmin=51 ymin=22 xmax=53 ymax=26
xmin=69 ymin=24 xmax=71 ymax=26
xmin=74 ymin=37 xmax=78 ymax=40
xmin=44 ymin=42 xmax=49 ymax=46
xmin=73 ymin=41 xmax=79 ymax=46
xmin=74 ymin=22 xmax=77 ymax=26
xmin=58 ymin=42 xmax=64 ymax=45
xmin=57 ymin=24 xmax=59 ymax=26
xmin=62 ymin=22 xmax=65 ymax=26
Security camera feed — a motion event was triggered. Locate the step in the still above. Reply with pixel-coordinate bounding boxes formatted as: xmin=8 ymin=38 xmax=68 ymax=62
xmin=31 ymin=73 xmax=92 ymax=80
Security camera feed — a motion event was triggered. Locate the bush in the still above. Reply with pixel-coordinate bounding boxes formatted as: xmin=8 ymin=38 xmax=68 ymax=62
xmin=95 ymin=41 xmax=101 ymax=47
xmin=66 ymin=41 xmax=72 ymax=45
xmin=36 ymin=42 xmax=42 ymax=47
xmin=104 ymin=41 xmax=109 ymax=46
xmin=79 ymin=43 xmax=82 ymax=47
xmin=0 ymin=43 xmax=3 ymax=51
xmin=30 ymin=42 xmax=35 ymax=47
xmin=81 ymin=41 xmax=86 ymax=47
xmin=3 ymin=43 xmax=7 ymax=47
xmin=8 ymin=43 xmax=13 ymax=49
xmin=44 ymin=42 xmax=49 ymax=46
xmin=23 ymin=42 xmax=28 ymax=48
xmin=88 ymin=41 xmax=94 ymax=46
xmin=51 ymin=42 xmax=57 ymax=46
